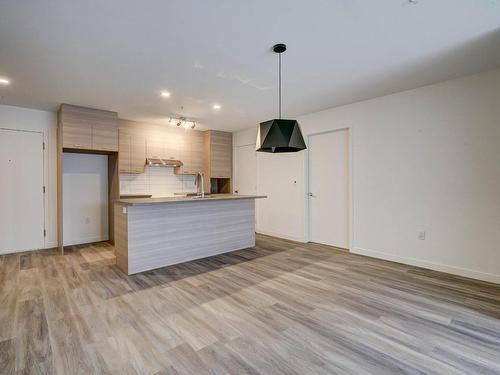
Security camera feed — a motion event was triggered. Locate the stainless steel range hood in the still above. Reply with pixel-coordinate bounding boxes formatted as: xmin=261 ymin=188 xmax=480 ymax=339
xmin=146 ymin=158 xmax=183 ymax=167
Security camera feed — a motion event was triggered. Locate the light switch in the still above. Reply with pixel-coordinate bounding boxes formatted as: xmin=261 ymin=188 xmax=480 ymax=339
xmin=122 ymin=207 xmax=127 ymax=214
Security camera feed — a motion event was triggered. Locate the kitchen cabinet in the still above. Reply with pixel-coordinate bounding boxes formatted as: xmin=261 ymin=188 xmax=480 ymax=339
xmin=60 ymin=106 xmax=92 ymax=149
xmin=190 ymin=131 xmax=205 ymax=174
xmin=175 ymin=130 xmax=205 ymax=175
xmin=119 ymin=133 xmax=132 ymax=172
xmin=57 ymin=104 xmax=120 ymax=255
xmin=146 ymin=135 xmax=163 ymax=159
xmin=130 ymin=133 xmax=146 ymax=173
xmin=92 ymin=115 xmax=119 ymax=152
xmin=208 ymin=130 xmax=232 ymax=178
xmin=118 ymin=123 xmax=230 ymax=180
xmin=60 ymin=104 xmax=118 ymax=152
xmin=164 ymin=129 xmax=181 ymax=161
xmin=119 ymin=130 xmax=145 ymax=174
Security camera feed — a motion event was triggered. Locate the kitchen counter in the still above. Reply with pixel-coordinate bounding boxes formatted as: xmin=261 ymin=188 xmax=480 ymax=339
xmin=115 ymin=194 xmax=266 ymax=206
xmin=114 ymin=194 xmax=265 ymax=275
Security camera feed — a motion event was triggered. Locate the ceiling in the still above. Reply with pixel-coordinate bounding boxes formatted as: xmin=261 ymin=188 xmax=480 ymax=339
xmin=1 ymin=0 xmax=500 ymax=131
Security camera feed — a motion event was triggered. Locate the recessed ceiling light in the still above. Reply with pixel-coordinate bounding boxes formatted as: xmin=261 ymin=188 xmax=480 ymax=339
xmin=161 ymin=91 xmax=171 ymax=98
xmin=213 ymin=104 xmax=221 ymax=110
xmin=0 ymin=77 xmax=10 ymax=85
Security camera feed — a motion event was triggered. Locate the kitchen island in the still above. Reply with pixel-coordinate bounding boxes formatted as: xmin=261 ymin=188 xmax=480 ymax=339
xmin=114 ymin=194 xmax=266 ymax=274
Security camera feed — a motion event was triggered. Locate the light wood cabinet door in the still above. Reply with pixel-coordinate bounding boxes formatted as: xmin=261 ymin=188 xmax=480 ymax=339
xmin=130 ymin=133 xmax=146 ymax=173
xmin=175 ymin=131 xmax=193 ymax=174
xmin=210 ymin=131 xmax=232 ymax=178
xmin=63 ymin=121 xmax=92 ymax=149
xmin=180 ymin=132 xmax=192 ymax=174
xmin=119 ymin=133 xmax=132 ymax=173
xmin=92 ymin=115 xmax=118 ymax=152
xmin=119 ymin=131 xmax=145 ymax=174
xmin=60 ymin=106 xmax=92 ymax=149
xmin=146 ymin=134 xmax=163 ymax=159
xmin=164 ymin=129 xmax=181 ymax=161
xmin=191 ymin=131 xmax=205 ymax=174
xmin=60 ymin=104 xmax=118 ymax=151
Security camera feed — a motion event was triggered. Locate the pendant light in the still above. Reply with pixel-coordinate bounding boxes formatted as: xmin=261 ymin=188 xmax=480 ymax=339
xmin=256 ymin=43 xmax=306 ymax=153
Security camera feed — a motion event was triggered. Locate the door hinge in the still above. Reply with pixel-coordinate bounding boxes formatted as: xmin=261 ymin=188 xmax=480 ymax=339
xmin=43 ymin=186 xmax=46 ymax=194
xmin=43 ymin=229 xmax=46 ymax=237
xmin=43 ymin=142 xmax=45 ymax=150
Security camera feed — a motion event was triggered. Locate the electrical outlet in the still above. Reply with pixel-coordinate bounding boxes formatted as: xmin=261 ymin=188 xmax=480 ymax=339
xmin=418 ymin=231 xmax=426 ymax=240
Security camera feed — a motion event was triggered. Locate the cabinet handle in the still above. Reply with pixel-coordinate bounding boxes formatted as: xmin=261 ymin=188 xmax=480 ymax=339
xmin=73 ymin=144 xmax=83 ymax=147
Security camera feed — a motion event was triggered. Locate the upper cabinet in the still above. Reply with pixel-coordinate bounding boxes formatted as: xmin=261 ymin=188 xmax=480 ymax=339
xmin=145 ymin=128 xmax=182 ymax=161
xmin=145 ymin=134 xmax=164 ymax=159
xmin=117 ymin=121 xmax=231 ymax=180
xmin=190 ymin=131 xmax=205 ymax=174
xmin=207 ymin=130 xmax=232 ymax=178
xmin=59 ymin=104 xmax=118 ymax=152
xmin=144 ymin=128 xmax=206 ymax=175
xmin=119 ymin=129 xmax=145 ymax=174
xmin=175 ymin=130 xmax=205 ymax=175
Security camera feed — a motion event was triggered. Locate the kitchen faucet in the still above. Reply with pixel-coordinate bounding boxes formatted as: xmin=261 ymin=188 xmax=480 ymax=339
xmin=195 ymin=172 xmax=205 ymax=197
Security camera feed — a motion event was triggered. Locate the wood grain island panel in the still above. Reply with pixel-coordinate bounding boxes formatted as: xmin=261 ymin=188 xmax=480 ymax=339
xmin=114 ymin=195 xmax=264 ymax=274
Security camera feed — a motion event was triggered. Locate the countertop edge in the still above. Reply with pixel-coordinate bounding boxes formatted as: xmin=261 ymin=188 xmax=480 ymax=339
xmin=114 ymin=195 xmax=267 ymax=206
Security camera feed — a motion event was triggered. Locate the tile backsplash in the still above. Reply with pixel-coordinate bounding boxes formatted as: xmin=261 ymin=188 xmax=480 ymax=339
xmin=120 ymin=166 xmax=196 ymax=197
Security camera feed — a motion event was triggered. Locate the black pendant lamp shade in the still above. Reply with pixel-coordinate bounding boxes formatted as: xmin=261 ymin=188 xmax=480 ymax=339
xmin=256 ymin=119 xmax=306 ymax=153
xmin=256 ymin=43 xmax=306 ymax=153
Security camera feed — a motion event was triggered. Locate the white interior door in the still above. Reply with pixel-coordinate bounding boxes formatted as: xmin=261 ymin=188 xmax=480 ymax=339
xmin=0 ymin=129 xmax=44 ymax=253
xmin=233 ymin=144 xmax=257 ymax=195
xmin=308 ymin=129 xmax=349 ymax=249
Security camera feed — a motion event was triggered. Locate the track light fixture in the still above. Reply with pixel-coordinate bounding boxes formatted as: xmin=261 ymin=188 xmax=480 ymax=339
xmin=168 ymin=116 xmax=196 ymax=129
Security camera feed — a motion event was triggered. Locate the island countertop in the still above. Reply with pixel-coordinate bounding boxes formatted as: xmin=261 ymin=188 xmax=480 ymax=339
xmin=115 ymin=194 xmax=266 ymax=206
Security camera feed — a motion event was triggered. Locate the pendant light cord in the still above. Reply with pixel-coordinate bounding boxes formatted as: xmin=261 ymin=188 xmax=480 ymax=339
xmin=278 ymin=52 xmax=282 ymax=119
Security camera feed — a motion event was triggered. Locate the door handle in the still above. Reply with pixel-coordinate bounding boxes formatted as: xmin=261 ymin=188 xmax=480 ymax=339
xmin=308 ymin=192 xmax=315 ymax=197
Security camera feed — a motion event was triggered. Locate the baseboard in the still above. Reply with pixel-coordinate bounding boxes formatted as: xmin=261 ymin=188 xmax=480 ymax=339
xmin=352 ymin=246 xmax=500 ymax=285
xmin=256 ymin=229 xmax=307 ymax=243
xmin=0 ymin=245 xmax=56 ymax=255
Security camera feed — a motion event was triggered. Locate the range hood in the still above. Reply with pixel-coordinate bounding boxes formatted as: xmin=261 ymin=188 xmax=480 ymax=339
xmin=146 ymin=158 xmax=183 ymax=167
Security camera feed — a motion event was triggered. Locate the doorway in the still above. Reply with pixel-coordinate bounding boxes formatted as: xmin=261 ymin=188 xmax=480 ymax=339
xmin=308 ymin=128 xmax=350 ymax=249
xmin=63 ymin=153 xmax=109 ymax=246
xmin=233 ymin=144 xmax=257 ymax=195
xmin=0 ymin=128 xmax=45 ymax=253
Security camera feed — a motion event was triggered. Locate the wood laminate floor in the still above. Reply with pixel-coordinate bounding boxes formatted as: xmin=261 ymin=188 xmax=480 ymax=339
xmin=1 ymin=234 xmax=500 ymax=374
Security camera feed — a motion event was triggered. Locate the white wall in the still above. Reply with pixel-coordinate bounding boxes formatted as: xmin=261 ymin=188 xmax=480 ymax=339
xmin=234 ymin=67 xmax=500 ymax=283
xmin=0 ymin=104 xmax=57 ymax=248
xmin=63 ymin=153 xmax=109 ymax=245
